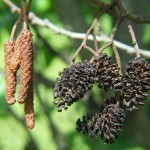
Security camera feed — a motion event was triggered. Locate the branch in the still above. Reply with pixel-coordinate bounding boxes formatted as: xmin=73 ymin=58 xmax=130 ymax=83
xmin=89 ymin=0 xmax=150 ymax=24
xmin=3 ymin=0 xmax=150 ymax=58
xmin=71 ymin=3 xmax=115 ymax=64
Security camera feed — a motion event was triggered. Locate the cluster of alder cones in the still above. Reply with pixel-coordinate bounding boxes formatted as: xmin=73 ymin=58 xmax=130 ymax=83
xmin=53 ymin=53 xmax=150 ymax=143
xmin=4 ymin=26 xmax=34 ymax=129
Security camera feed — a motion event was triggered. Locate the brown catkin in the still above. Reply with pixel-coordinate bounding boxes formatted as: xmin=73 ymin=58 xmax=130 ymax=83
xmin=10 ymin=35 xmax=21 ymax=72
xmin=25 ymin=82 xmax=34 ymax=129
xmin=18 ymin=29 xmax=33 ymax=103
xmin=4 ymin=40 xmax=16 ymax=105
xmin=18 ymin=28 xmax=34 ymax=128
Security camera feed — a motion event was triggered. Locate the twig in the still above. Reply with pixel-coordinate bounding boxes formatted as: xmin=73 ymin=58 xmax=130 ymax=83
xmin=97 ymin=18 xmax=122 ymax=54
xmin=90 ymin=0 xmax=150 ymax=24
xmin=110 ymin=18 xmax=122 ymax=42
xmin=112 ymin=44 xmax=122 ymax=74
xmin=126 ymin=12 xmax=150 ymax=24
xmin=2 ymin=0 xmax=150 ymax=58
xmin=125 ymin=19 xmax=140 ymax=57
xmin=90 ymin=18 xmax=122 ymax=62
xmin=83 ymin=45 xmax=97 ymax=56
xmin=71 ymin=4 xmax=114 ymax=64
xmin=10 ymin=3 xmax=23 ymax=40
xmin=10 ymin=17 xmax=22 ymax=40
xmin=21 ymin=0 xmax=28 ymax=29
xmin=91 ymin=29 xmax=99 ymax=52
xmin=71 ymin=13 xmax=100 ymax=64
xmin=89 ymin=42 xmax=111 ymax=63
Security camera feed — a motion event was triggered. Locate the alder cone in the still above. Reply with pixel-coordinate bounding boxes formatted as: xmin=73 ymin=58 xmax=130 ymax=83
xmin=53 ymin=60 xmax=95 ymax=112
xmin=76 ymin=98 xmax=125 ymax=144
xmin=93 ymin=53 xmax=122 ymax=91
xmin=4 ymin=40 xmax=16 ymax=105
xmin=122 ymin=57 xmax=150 ymax=111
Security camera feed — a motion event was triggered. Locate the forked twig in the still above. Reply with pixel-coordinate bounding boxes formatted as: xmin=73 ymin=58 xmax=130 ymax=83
xmin=83 ymin=45 xmax=98 ymax=56
xmin=125 ymin=19 xmax=141 ymax=57
xmin=71 ymin=2 xmax=115 ymax=65
xmin=90 ymin=18 xmax=122 ymax=62
xmin=10 ymin=6 xmax=23 ymax=40
xmin=98 ymin=18 xmax=122 ymax=53
xmin=91 ymin=29 xmax=99 ymax=52
xmin=112 ymin=44 xmax=122 ymax=75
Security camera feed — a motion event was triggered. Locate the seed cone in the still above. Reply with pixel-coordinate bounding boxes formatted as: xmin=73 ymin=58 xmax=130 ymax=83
xmin=4 ymin=40 xmax=16 ymax=105
xmin=93 ymin=53 xmax=122 ymax=91
xmin=53 ymin=60 xmax=95 ymax=112
xmin=76 ymin=98 xmax=125 ymax=144
xmin=122 ymin=57 xmax=150 ymax=111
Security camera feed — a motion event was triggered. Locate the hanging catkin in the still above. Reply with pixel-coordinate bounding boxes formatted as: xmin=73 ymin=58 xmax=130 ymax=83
xmin=10 ymin=35 xmax=21 ymax=72
xmin=4 ymin=40 xmax=17 ymax=105
xmin=25 ymin=82 xmax=34 ymax=129
xmin=18 ymin=28 xmax=34 ymax=128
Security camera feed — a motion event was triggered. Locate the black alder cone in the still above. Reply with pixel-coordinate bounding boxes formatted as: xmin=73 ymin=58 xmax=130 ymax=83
xmin=122 ymin=57 xmax=150 ymax=111
xmin=93 ymin=53 xmax=122 ymax=91
xmin=76 ymin=98 xmax=125 ymax=144
xmin=53 ymin=60 xmax=95 ymax=112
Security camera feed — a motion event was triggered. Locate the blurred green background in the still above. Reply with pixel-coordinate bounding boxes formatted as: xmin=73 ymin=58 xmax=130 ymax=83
xmin=0 ymin=0 xmax=150 ymax=150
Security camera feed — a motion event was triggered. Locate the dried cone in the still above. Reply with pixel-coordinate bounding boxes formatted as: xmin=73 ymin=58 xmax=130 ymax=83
xmin=4 ymin=40 xmax=17 ymax=105
xmin=53 ymin=60 xmax=95 ymax=112
xmin=122 ymin=57 xmax=150 ymax=111
xmin=18 ymin=28 xmax=34 ymax=128
xmin=76 ymin=98 xmax=125 ymax=144
xmin=93 ymin=53 xmax=123 ymax=91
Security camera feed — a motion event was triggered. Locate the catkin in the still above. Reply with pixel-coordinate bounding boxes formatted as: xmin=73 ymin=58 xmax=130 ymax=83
xmin=10 ymin=35 xmax=21 ymax=72
xmin=24 ymin=82 xmax=34 ymax=129
xmin=18 ymin=29 xmax=33 ymax=103
xmin=18 ymin=28 xmax=34 ymax=128
xmin=4 ymin=40 xmax=17 ymax=105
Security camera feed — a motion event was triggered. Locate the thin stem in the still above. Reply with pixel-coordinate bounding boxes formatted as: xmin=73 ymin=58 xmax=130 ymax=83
xmin=10 ymin=5 xmax=23 ymax=40
xmin=91 ymin=29 xmax=99 ymax=51
xmin=71 ymin=12 xmax=102 ymax=65
xmin=71 ymin=2 xmax=115 ymax=65
xmin=112 ymin=44 xmax=122 ymax=75
xmin=90 ymin=42 xmax=111 ymax=62
xmin=21 ymin=0 xmax=28 ymax=29
xmin=125 ymin=19 xmax=140 ymax=57
xmin=97 ymin=18 xmax=122 ymax=53
xmin=10 ymin=17 xmax=22 ymax=40
xmin=98 ymin=41 xmax=112 ymax=54
xmin=90 ymin=18 xmax=122 ymax=62
xmin=83 ymin=45 xmax=98 ymax=56
xmin=110 ymin=18 xmax=122 ymax=43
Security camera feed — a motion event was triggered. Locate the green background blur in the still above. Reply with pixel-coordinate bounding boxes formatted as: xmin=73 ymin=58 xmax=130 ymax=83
xmin=0 ymin=0 xmax=150 ymax=150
